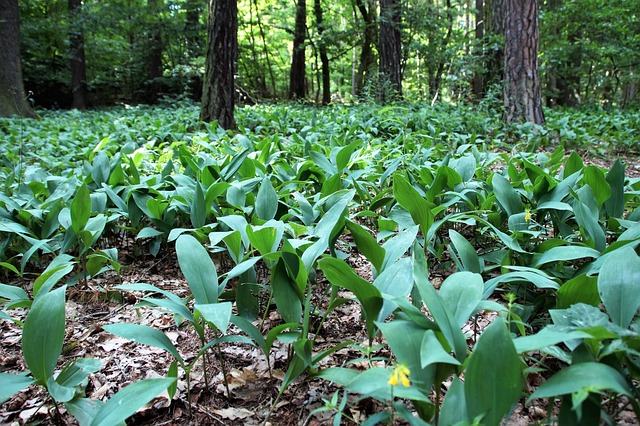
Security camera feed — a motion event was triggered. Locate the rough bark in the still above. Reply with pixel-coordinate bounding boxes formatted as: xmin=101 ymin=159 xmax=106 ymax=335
xmin=289 ymin=0 xmax=307 ymax=100
xmin=504 ymin=0 xmax=544 ymax=124
xmin=69 ymin=0 xmax=87 ymax=109
xmin=379 ymin=0 xmax=402 ymax=101
xmin=353 ymin=0 xmax=377 ymax=96
xmin=200 ymin=0 xmax=237 ymax=130
xmin=0 ymin=0 xmax=37 ymax=118
xmin=314 ymin=0 xmax=330 ymax=104
xmin=485 ymin=0 xmax=506 ymax=90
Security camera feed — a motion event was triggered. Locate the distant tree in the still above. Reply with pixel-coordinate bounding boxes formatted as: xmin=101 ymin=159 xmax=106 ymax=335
xmin=504 ymin=0 xmax=544 ymax=124
xmin=471 ymin=0 xmax=484 ymax=99
xmin=353 ymin=0 xmax=377 ymax=96
xmin=147 ymin=0 xmax=164 ymax=103
xmin=68 ymin=0 xmax=87 ymax=109
xmin=0 ymin=0 xmax=37 ymax=118
xmin=200 ymin=0 xmax=237 ymax=129
xmin=289 ymin=0 xmax=307 ymax=99
xmin=313 ymin=0 xmax=330 ymax=104
xmin=485 ymin=0 xmax=507 ymax=91
xmin=379 ymin=0 xmax=402 ymax=100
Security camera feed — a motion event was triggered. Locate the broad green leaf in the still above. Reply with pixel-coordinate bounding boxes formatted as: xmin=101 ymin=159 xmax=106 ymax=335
xmin=221 ymin=148 xmax=251 ymax=181
xmin=346 ymin=367 xmax=431 ymax=403
xmin=484 ymin=270 xmax=560 ymax=298
xmin=556 ymin=274 xmax=600 ymax=309
xmin=176 ymin=234 xmax=218 ymax=304
xmin=195 ymin=302 xmax=232 ymax=334
xmin=528 ymin=362 xmax=632 ymax=401
xmin=563 ymin=152 xmax=584 ymax=178
xmin=381 ymin=225 xmax=419 ymax=271
xmin=22 ymin=285 xmax=67 ymax=385
xmin=597 ymin=246 xmax=640 ymax=329
xmin=574 ymin=188 xmax=606 ymax=252
xmin=582 ymin=165 xmax=610 ymax=208
xmin=102 ymin=323 xmax=184 ymax=366
xmin=448 ymin=229 xmax=481 ymax=273
xmin=533 ymin=246 xmax=601 ymax=267
xmin=32 ymin=259 xmax=74 ymax=298
xmin=271 ymin=258 xmax=303 ymax=324
xmin=604 ymin=160 xmax=625 ymax=218
xmin=319 ymin=257 xmax=383 ymax=340
xmin=190 ymin=182 xmax=206 ymax=228
xmin=373 ymin=257 xmax=412 ymax=321
xmin=256 ymin=176 xmax=278 ymax=220
xmin=0 ymin=373 xmax=35 ymax=405
xmin=167 ymin=361 xmax=178 ymax=399
xmin=393 ymin=175 xmax=434 ymax=236
xmin=413 ymin=248 xmax=467 ymax=362
xmin=136 ymin=227 xmax=165 ymax=239
xmin=89 ymin=378 xmax=175 ymax=426
xmin=66 ymin=397 xmax=104 ymax=426
xmin=56 ymin=358 xmax=101 ymax=388
xmin=420 ymin=330 xmax=460 ymax=368
xmin=492 ymin=173 xmax=523 ymax=216
xmin=439 ymin=271 xmax=483 ymax=328
xmin=465 ymin=317 xmax=523 ymax=426
xmin=439 ymin=377 xmax=467 ymax=426
xmin=70 ymin=183 xmax=91 ymax=233
xmin=346 ymin=220 xmax=385 ymax=275
xmin=336 ymin=140 xmax=360 ymax=172
xmin=513 ymin=327 xmax=591 ymax=354
xmin=47 ymin=376 xmax=76 ymax=402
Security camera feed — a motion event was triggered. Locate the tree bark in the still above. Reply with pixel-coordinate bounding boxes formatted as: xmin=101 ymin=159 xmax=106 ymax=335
xmin=353 ymin=0 xmax=377 ymax=96
xmin=69 ymin=0 xmax=87 ymax=109
xmin=485 ymin=0 xmax=506 ymax=91
xmin=314 ymin=0 xmax=330 ymax=104
xmin=471 ymin=0 xmax=484 ymax=99
xmin=0 ymin=0 xmax=37 ymax=118
xmin=379 ymin=0 xmax=402 ymax=101
xmin=200 ymin=0 xmax=237 ymax=130
xmin=504 ymin=0 xmax=544 ymax=124
xmin=289 ymin=0 xmax=307 ymax=100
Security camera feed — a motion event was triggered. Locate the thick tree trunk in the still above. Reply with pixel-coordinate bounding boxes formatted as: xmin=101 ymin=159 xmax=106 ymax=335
xmin=200 ymin=0 xmax=237 ymax=130
xmin=314 ymin=0 xmax=330 ymax=104
xmin=379 ymin=0 xmax=402 ymax=101
xmin=353 ymin=0 xmax=377 ymax=96
xmin=0 ymin=0 xmax=37 ymax=118
xmin=504 ymin=0 xmax=544 ymax=124
xmin=69 ymin=0 xmax=87 ymax=109
xmin=289 ymin=0 xmax=307 ymax=100
xmin=148 ymin=0 xmax=164 ymax=103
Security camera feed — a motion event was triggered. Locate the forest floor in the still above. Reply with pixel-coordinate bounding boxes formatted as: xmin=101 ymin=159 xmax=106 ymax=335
xmin=1 ymin=151 xmax=639 ymax=426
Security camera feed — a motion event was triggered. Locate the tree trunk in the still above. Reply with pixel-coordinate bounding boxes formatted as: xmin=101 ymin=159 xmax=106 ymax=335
xmin=427 ymin=0 xmax=453 ymax=101
xmin=289 ymin=0 xmax=307 ymax=100
xmin=379 ymin=0 xmax=402 ymax=101
xmin=485 ymin=0 xmax=506 ymax=90
xmin=504 ymin=0 xmax=544 ymax=124
xmin=148 ymin=0 xmax=164 ymax=103
xmin=471 ymin=0 xmax=484 ymax=99
xmin=0 ymin=0 xmax=37 ymax=118
xmin=185 ymin=0 xmax=204 ymax=58
xmin=200 ymin=0 xmax=237 ymax=130
xmin=314 ymin=0 xmax=330 ymax=104
xmin=69 ymin=0 xmax=87 ymax=109
xmin=353 ymin=0 xmax=377 ymax=96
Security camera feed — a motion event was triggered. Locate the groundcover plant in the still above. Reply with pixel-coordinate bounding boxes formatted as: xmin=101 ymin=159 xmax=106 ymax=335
xmin=1 ymin=103 xmax=639 ymax=425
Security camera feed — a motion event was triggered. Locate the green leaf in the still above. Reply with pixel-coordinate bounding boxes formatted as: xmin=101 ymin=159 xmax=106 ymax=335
xmin=70 ymin=183 xmax=91 ymax=233
xmin=556 ymin=274 xmax=600 ymax=309
xmin=597 ymin=246 xmax=640 ymax=329
xmin=256 ymin=176 xmax=278 ymax=220
xmin=448 ymin=229 xmax=482 ymax=273
xmin=393 ymin=175 xmax=434 ymax=236
xmin=176 ymin=234 xmax=218 ymax=304
xmin=439 ymin=271 xmax=483 ymax=328
xmin=167 ymin=361 xmax=178 ymax=399
xmin=102 ymin=323 xmax=184 ymax=366
xmin=604 ymin=160 xmax=625 ymax=218
xmin=439 ymin=377 xmax=467 ymax=426
xmin=413 ymin=247 xmax=467 ymax=362
xmin=89 ymin=378 xmax=175 ymax=426
xmin=22 ymin=285 xmax=67 ymax=385
xmin=465 ymin=317 xmax=523 ymax=426
xmin=195 ymin=302 xmax=232 ymax=334
xmin=563 ymin=152 xmax=584 ymax=178
xmin=346 ymin=220 xmax=385 ymax=275
xmin=47 ymin=376 xmax=76 ymax=402
xmin=420 ymin=330 xmax=460 ymax=368
xmin=373 ymin=257 xmax=413 ymax=321
xmin=533 ymin=246 xmax=601 ymax=267
xmin=271 ymin=258 xmax=303 ymax=324
xmin=492 ymin=173 xmax=523 ymax=216
xmin=56 ymin=358 xmax=101 ymax=388
xmin=528 ymin=362 xmax=632 ymax=401
xmin=190 ymin=182 xmax=206 ymax=228
xmin=0 ymin=373 xmax=35 ymax=405
xmin=319 ymin=257 xmax=383 ymax=341
xmin=582 ymin=166 xmax=610 ymax=208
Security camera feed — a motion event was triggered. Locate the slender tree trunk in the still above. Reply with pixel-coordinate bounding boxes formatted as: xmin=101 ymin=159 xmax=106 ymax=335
xmin=185 ymin=0 xmax=204 ymax=57
xmin=253 ymin=0 xmax=277 ymax=97
xmin=379 ymin=0 xmax=402 ymax=101
xmin=471 ymin=0 xmax=484 ymax=99
xmin=353 ymin=0 xmax=377 ymax=96
xmin=504 ymin=0 xmax=544 ymax=124
xmin=428 ymin=0 xmax=453 ymax=101
xmin=314 ymin=0 xmax=330 ymax=104
xmin=69 ymin=0 xmax=87 ymax=109
xmin=200 ymin=0 xmax=237 ymax=130
xmin=485 ymin=0 xmax=506 ymax=90
xmin=289 ymin=0 xmax=307 ymax=100
xmin=0 ymin=0 xmax=37 ymax=118
xmin=148 ymin=0 xmax=164 ymax=103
